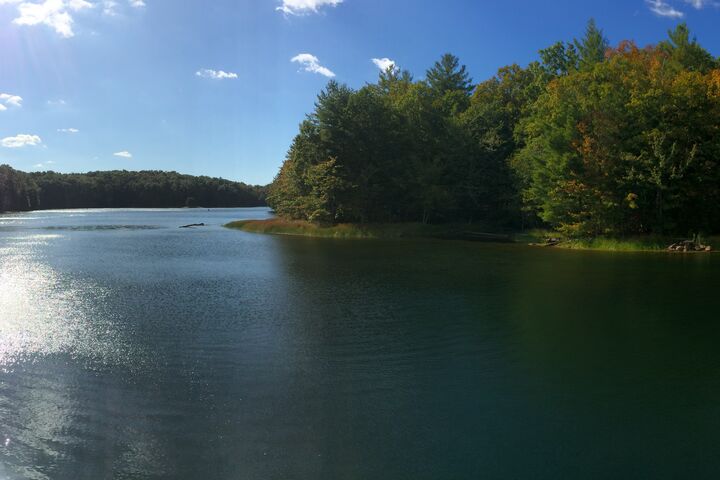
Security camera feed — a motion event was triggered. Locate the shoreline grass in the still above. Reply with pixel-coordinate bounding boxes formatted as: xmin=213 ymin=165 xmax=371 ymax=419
xmin=562 ymin=237 xmax=675 ymax=252
xmin=224 ymin=218 xmax=472 ymax=240
xmin=518 ymin=229 xmax=718 ymax=252
xmin=225 ymin=219 xmax=717 ymax=252
xmin=562 ymin=237 xmax=718 ymax=252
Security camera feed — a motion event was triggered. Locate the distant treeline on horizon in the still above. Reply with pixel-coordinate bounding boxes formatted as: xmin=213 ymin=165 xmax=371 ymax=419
xmin=268 ymin=20 xmax=720 ymax=237
xmin=0 ymin=165 xmax=267 ymax=212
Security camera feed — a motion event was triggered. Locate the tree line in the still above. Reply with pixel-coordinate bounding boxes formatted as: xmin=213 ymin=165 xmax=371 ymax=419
xmin=268 ymin=21 xmax=720 ymax=236
xmin=0 ymin=165 xmax=267 ymax=212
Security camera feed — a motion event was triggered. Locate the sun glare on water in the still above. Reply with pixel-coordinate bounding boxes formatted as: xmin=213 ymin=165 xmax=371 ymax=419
xmin=0 ymin=234 xmax=132 ymax=369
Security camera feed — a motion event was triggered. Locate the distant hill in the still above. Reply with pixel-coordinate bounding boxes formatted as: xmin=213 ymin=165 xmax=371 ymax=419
xmin=0 ymin=165 xmax=267 ymax=212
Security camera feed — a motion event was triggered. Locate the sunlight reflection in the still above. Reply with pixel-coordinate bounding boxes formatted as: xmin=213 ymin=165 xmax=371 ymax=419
xmin=0 ymin=234 xmax=136 ymax=369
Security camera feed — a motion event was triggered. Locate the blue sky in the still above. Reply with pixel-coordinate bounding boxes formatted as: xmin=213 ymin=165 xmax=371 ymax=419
xmin=0 ymin=0 xmax=718 ymax=185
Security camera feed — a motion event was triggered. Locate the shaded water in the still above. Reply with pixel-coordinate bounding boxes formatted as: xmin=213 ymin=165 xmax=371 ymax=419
xmin=1 ymin=208 xmax=720 ymax=479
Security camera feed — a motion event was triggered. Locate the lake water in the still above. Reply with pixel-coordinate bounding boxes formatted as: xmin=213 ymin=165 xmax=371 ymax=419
xmin=1 ymin=208 xmax=720 ymax=479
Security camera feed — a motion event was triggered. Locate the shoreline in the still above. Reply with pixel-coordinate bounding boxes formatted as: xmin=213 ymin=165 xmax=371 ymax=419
xmin=224 ymin=219 xmax=483 ymax=240
xmin=226 ymin=218 xmax=717 ymax=253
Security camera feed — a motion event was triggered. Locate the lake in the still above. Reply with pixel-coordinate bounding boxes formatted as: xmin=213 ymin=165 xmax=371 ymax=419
xmin=1 ymin=208 xmax=720 ymax=479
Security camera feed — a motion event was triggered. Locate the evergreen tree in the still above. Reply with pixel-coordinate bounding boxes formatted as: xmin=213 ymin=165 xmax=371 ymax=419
xmin=425 ymin=53 xmax=474 ymax=96
xmin=660 ymin=23 xmax=717 ymax=72
xmin=573 ymin=19 xmax=609 ymax=69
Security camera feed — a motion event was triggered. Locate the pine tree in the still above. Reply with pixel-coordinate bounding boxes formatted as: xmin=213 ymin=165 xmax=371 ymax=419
xmin=574 ymin=19 xmax=609 ymax=69
xmin=425 ymin=53 xmax=474 ymax=96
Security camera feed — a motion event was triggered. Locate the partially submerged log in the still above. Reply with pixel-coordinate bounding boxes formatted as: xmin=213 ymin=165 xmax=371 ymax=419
xmin=667 ymin=239 xmax=712 ymax=252
xmin=529 ymin=237 xmax=562 ymax=247
xmin=179 ymin=223 xmax=205 ymax=228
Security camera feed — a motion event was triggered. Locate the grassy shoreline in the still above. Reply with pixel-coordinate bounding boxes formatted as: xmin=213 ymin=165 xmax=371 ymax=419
xmin=224 ymin=219 xmax=478 ymax=240
xmin=559 ymin=237 xmax=699 ymax=252
xmin=518 ymin=230 xmax=718 ymax=252
xmin=225 ymin=218 xmax=717 ymax=252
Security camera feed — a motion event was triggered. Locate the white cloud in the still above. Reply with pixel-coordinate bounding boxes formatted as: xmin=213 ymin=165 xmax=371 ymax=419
xmin=113 ymin=150 xmax=132 ymax=158
xmin=68 ymin=0 xmax=91 ymax=8
xmin=684 ymin=0 xmax=714 ymax=7
xmin=195 ymin=68 xmax=238 ymax=80
xmin=291 ymin=53 xmax=335 ymax=78
xmin=647 ymin=0 xmax=685 ymax=17
xmin=12 ymin=0 xmax=93 ymax=38
xmin=277 ymin=0 xmax=342 ymax=15
xmin=47 ymin=98 xmax=67 ymax=106
xmin=371 ymin=57 xmax=396 ymax=72
xmin=1 ymin=134 xmax=42 ymax=148
xmin=102 ymin=0 xmax=117 ymax=16
xmin=102 ymin=0 xmax=146 ymax=16
xmin=58 ymin=127 xmax=79 ymax=133
xmin=3 ymin=0 xmax=146 ymax=36
xmin=32 ymin=160 xmax=56 ymax=169
xmin=0 ymin=93 xmax=23 ymax=108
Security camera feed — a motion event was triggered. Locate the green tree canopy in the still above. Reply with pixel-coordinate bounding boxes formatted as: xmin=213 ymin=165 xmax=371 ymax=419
xmin=0 ymin=166 xmax=266 ymax=212
xmin=267 ymin=22 xmax=720 ymax=237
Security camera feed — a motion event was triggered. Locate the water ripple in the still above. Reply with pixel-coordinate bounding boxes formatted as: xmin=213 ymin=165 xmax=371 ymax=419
xmin=0 ymin=235 xmax=142 ymax=369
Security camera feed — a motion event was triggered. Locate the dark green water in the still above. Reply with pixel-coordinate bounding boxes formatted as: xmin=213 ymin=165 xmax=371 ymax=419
xmin=1 ymin=208 xmax=720 ymax=479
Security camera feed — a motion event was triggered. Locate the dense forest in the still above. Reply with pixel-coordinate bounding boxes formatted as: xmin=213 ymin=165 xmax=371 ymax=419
xmin=268 ymin=21 xmax=720 ymax=237
xmin=0 ymin=165 xmax=266 ymax=212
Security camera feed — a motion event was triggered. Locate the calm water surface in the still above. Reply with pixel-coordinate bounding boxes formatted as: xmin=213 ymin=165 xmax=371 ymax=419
xmin=1 ymin=208 xmax=720 ymax=479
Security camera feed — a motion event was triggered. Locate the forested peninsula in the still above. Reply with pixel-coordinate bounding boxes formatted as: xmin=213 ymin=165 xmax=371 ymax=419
xmin=0 ymin=165 xmax=266 ymax=212
xmin=249 ymin=21 xmax=720 ymax=245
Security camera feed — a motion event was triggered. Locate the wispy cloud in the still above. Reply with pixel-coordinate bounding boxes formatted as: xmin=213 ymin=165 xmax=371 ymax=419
xmin=32 ymin=160 xmax=56 ymax=169
xmin=277 ymin=0 xmax=342 ymax=15
xmin=9 ymin=0 xmax=93 ymax=38
xmin=2 ymin=134 xmax=42 ymax=148
xmin=371 ymin=57 xmax=396 ymax=72
xmin=58 ymin=127 xmax=79 ymax=133
xmin=647 ymin=0 xmax=685 ymax=17
xmin=113 ymin=150 xmax=132 ymax=158
xmin=195 ymin=68 xmax=238 ymax=80
xmin=0 ymin=93 xmax=23 ymax=109
xmin=647 ymin=0 xmax=719 ymax=17
xmin=102 ymin=0 xmax=117 ymax=16
xmin=291 ymin=53 xmax=335 ymax=78
xmin=103 ymin=0 xmax=140 ymax=16
xmin=683 ymin=0 xmax=717 ymax=7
